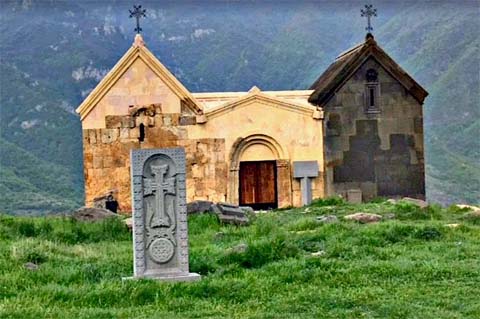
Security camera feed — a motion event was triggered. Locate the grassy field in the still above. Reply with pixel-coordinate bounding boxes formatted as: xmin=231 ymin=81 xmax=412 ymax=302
xmin=0 ymin=199 xmax=479 ymax=319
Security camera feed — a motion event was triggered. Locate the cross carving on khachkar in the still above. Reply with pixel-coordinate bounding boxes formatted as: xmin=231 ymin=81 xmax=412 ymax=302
xmin=144 ymin=164 xmax=176 ymax=228
xmin=361 ymin=4 xmax=377 ymax=33
xmin=129 ymin=4 xmax=147 ymax=34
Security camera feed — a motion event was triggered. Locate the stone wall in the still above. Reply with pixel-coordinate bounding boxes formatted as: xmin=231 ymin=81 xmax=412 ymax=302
xmin=81 ymin=57 xmax=183 ymax=129
xmin=186 ymin=97 xmax=325 ymax=207
xmin=82 ymin=106 xmax=326 ymax=212
xmin=78 ymin=41 xmax=325 ymax=211
xmin=82 ymin=107 xmax=227 ymax=212
xmin=82 ymin=96 xmax=327 ymax=212
xmin=323 ymin=58 xmax=425 ymax=201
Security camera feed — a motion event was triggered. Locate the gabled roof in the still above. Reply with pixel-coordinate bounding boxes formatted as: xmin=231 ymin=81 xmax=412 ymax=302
xmin=204 ymin=86 xmax=318 ymax=120
xmin=308 ymin=34 xmax=428 ymax=105
xmin=76 ymin=35 xmax=202 ymax=120
xmin=192 ymin=89 xmax=314 ymax=111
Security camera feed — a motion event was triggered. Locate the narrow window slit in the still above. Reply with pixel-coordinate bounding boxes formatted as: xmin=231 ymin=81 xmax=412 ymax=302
xmin=139 ymin=123 xmax=145 ymax=142
xmin=365 ymin=68 xmax=379 ymax=114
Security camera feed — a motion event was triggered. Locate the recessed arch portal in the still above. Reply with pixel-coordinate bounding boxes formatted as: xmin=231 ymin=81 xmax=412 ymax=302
xmin=227 ymin=134 xmax=291 ymax=208
xmin=229 ymin=134 xmax=286 ymax=170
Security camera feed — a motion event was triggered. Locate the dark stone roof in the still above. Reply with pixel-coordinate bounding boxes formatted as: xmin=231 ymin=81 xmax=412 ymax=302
xmin=308 ymin=35 xmax=428 ymax=105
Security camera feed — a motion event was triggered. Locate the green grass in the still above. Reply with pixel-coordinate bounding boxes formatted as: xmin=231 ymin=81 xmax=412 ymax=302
xmin=1 ymin=199 xmax=479 ymax=318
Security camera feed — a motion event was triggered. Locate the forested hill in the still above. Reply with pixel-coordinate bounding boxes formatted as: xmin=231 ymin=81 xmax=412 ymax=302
xmin=0 ymin=0 xmax=478 ymax=214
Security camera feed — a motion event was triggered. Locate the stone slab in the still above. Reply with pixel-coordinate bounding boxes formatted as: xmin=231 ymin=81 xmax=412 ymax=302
xmin=300 ymin=177 xmax=313 ymax=206
xmin=211 ymin=203 xmax=250 ymax=225
xmin=293 ymin=161 xmax=319 ymax=178
xmin=129 ymin=147 xmax=200 ymax=282
xmin=292 ymin=161 xmax=318 ymax=206
xmin=346 ymin=189 xmax=362 ymax=204
xmin=216 ymin=202 xmax=247 ymax=217
xmin=216 ymin=213 xmax=249 ymax=225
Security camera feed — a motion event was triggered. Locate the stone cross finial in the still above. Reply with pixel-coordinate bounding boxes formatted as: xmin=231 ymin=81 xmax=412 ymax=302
xmin=133 ymin=34 xmax=145 ymax=47
xmin=129 ymin=5 xmax=147 ymax=34
xmin=361 ymin=4 xmax=377 ymax=33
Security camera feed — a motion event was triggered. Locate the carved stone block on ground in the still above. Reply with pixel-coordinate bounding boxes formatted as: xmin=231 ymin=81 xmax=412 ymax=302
xmin=127 ymin=147 xmax=200 ymax=282
xmin=212 ymin=202 xmax=250 ymax=225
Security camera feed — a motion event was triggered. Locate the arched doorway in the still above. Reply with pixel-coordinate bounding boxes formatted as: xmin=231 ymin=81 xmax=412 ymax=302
xmin=228 ymin=134 xmax=290 ymax=209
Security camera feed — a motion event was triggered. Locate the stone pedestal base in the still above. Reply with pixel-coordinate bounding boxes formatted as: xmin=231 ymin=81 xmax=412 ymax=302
xmin=123 ymin=272 xmax=201 ymax=283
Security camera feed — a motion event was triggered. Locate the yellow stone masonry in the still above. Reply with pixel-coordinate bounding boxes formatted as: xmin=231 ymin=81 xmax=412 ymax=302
xmin=76 ymin=36 xmax=325 ymax=212
xmin=76 ymin=32 xmax=428 ymax=210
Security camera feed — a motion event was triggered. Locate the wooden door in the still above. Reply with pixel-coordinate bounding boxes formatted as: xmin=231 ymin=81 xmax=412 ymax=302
xmin=239 ymin=161 xmax=277 ymax=210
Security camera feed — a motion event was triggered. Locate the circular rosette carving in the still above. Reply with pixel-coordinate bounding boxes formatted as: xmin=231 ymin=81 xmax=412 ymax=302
xmin=149 ymin=238 xmax=175 ymax=264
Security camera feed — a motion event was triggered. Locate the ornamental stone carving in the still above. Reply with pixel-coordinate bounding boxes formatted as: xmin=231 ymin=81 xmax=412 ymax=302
xmin=126 ymin=147 xmax=200 ymax=282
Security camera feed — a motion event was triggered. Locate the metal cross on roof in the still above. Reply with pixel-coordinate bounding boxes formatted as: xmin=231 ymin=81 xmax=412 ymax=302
xmin=129 ymin=5 xmax=147 ymax=34
xmin=361 ymin=4 xmax=377 ymax=33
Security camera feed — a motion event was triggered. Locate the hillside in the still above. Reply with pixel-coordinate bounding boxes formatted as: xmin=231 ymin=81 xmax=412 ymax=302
xmin=0 ymin=199 xmax=479 ymax=318
xmin=0 ymin=0 xmax=478 ymax=214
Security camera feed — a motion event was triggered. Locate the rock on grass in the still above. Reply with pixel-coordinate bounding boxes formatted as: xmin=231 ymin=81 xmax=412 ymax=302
xmin=344 ymin=212 xmax=382 ymax=223
xmin=456 ymin=204 xmax=480 ymax=213
xmin=124 ymin=217 xmax=133 ymax=231
xmin=316 ymin=215 xmax=338 ymax=223
xmin=24 ymin=262 xmax=39 ymax=271
xmin=402 ymin=197 xmax=428 ymax=208
xmin=72 ymin=207 xmax=117 ymax=222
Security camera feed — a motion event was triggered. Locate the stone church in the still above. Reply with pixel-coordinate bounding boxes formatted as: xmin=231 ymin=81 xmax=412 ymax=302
xmin=76 ymin=32 xmax=427 ymax=212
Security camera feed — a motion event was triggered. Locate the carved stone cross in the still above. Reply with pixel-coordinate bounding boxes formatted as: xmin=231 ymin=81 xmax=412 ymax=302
xmin=361 ymin=4 xmax=377 ymax=33
xmin=144 ymin=164 xmax=176 ymax=228
xmin=127 ymin=148 xmax=200 ymax=282
xmin=129 ymin=5 xmax=147 ymax=34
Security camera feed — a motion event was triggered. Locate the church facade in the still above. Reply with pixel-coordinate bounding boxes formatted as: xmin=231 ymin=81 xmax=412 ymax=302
xmin=76 ymin=33 xmax=427 ymax=212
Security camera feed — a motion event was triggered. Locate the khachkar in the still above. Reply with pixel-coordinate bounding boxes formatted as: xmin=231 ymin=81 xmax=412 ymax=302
xmin=128 ymin=148 xmax=200 ymax=282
